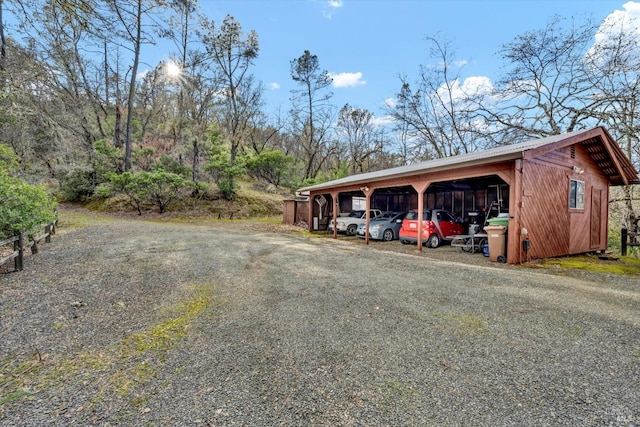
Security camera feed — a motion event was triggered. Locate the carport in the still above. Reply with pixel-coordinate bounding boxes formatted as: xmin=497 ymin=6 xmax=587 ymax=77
xmin=297 ymin=127 xmax=639 ymax=264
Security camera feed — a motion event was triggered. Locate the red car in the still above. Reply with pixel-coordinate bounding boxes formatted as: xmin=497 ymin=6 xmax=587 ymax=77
xmin=399 ymin=209 xmax=465 ymax=248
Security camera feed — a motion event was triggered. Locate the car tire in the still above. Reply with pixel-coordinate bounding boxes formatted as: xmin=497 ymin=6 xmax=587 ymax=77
xmin=427 ymin=233 xmax=440 ymax=248
xmin=346 ymin=224 xmax=357 ymax=236
xmin=382 ymin=229 xmax=394 ymax=241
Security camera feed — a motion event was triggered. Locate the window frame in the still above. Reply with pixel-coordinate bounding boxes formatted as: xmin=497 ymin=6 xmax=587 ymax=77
xmin=569 ymin=179 xmax=585 ymax=210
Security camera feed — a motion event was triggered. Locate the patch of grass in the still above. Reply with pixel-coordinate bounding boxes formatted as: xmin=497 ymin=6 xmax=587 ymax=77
xmin=0 ymin=390 xmax=32 ymax=405
xmin=383 ymin=378 xmax=416 ymax=398
xmin=0 ymin=284 xmax=218 ymax=409
xmin=434 ymin=311 xmax=487 ymax=335
xmin=57 ymin=205 xmax=113 ymax=229
xmin=376 ymin=377 xmax=418 ymax=414
xmin=0 ymin=355 xmax=43 ymax=405
xmin=543 ymin=255 xmax=640 ymax=276
xmin=297 ymin=229 xmax=321 ymax=238
xmin=122 ymin=287 xmax=212 ymax=354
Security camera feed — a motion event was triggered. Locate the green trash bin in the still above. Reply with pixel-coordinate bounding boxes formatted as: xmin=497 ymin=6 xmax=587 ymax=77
xmin=487 ymin=215 xmax=510 ymax=227
xmin=484 ymin=225 xmax=507 ymax=262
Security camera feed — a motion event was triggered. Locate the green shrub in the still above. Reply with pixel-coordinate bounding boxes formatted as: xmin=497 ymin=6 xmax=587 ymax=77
xmin=57 ymin=166 xmax=96 ymax=202
xmin=134 ymin=170 xmax=193 ymax=213
xmin=0 ymin=143 xmax=19 ymax=172
xmin=245 ymin=150 xmax=294 ymax=187
xmin=156 ymin=154 xmax=191 ymax=178
xmin=0 ymin=171 xmax=57 ymax=237
xmin=216 ymin=178 xmax=237 ymax=201
xmin=205 ymin=131 xmax=245 ymax=201
xmin=104 ymin=170 xmax=193 ymax=214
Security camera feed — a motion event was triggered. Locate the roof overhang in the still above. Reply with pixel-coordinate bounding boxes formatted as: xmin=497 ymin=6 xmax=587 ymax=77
xmin=298 ymin=127 xmax=639 ymax=194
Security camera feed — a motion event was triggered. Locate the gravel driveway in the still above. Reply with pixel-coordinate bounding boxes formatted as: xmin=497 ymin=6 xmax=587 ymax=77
xmin=1 ymin=213 xmax=639 ymax=426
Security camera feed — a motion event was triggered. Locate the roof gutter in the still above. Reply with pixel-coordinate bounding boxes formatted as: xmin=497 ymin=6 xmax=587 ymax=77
xmin=299 ymin=152 xmax=525 ymax=193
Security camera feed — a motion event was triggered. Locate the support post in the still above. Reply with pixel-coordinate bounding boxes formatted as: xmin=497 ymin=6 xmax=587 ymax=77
xmin=621 ymin=228 xmax=628 ymax=256
xmin=15 ymin=232 xmax=24 ymax=271
xmin=45 ymin=224 xmax=51 ymax=243
xmin=331 ymin=191 xmax=339 ymax=239
xmin=411 ymin=181 xmax=431 ymax=252
xmin=361 ymin=186 xmax=373 ymax=245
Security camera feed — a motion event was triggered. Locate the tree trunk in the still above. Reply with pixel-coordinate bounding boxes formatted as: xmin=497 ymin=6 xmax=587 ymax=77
xmin=124 ymin=0 xmax=142 ymax=171
xmin=192 ymin=138 xmax=199 ymax=184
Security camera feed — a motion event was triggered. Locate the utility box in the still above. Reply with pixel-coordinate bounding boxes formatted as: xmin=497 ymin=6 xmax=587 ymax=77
xmin=485 ymin=225 xmax=507 ymax=262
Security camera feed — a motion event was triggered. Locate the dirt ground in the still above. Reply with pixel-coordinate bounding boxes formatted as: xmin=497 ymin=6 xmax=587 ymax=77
xmin=1 ymin=207 xmax=638 ymax=426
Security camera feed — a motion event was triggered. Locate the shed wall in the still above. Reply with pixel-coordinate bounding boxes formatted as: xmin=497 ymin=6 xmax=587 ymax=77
xmin=521 ymin=159 xmax=571 ymax=259
xmin=521 ymin=144 xmax=609 ymax=260
xmin=569 ymin=144 xmax=610 ymax=253
xmin=283 ymin=199 xmax=309 ymax=226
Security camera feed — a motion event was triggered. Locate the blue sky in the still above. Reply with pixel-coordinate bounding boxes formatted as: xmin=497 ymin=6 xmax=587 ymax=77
xmin=187 ymin=0 xmax=638 ymax=122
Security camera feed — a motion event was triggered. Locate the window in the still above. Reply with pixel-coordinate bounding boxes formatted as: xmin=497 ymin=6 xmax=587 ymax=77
xmin=569 ymin=179 xmax=585 ymax=209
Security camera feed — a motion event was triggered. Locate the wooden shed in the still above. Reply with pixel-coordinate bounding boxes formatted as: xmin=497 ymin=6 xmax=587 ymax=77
xmin=297 ymin=127 xmax=639 ymax=264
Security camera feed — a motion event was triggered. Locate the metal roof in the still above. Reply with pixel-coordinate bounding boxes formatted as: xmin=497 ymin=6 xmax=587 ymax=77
xmin=299 ymin=128 xmax=625 ymax=193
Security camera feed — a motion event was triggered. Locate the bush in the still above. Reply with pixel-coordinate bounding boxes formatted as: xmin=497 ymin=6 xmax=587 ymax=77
xmin=0 ymin=143 xmax=19 ymax=172
xmin=135 ymin=170 xmax=193 ymax=213
xmin=0 ymin=171 xmax=57 ymax=237
xmin=245 ymin=150 xmax=294 ymax=187
xmin=103 ymin=170 xmax=193 ymax=214
xmin=57 ymin=166 xmax=96 ymax=202
xmin=217 ymin=178 xmax=237 ymax=201
xmin=205 ymin=132 xmax=245 ymax=201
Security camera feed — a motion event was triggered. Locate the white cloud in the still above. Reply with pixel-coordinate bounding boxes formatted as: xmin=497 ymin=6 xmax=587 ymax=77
xmin=371 ymin=115 xmax=394 ymax=127
xmin=591 ymin=2 xmax=640 ymax=56
xmin=459 ymin=76 xmax=493 ymax=97
xmin=322 ymin=0 xmax=343 ymax=19
xmin=437 ymin=76 xmax=494 ymax=103
xmin=329 ymin=71 xmax=366 ymax=88
xmin=269 ymin=82 xmax=280 ymax=90
xmin=384 ymin=98 xmax=396 ymax=108
xmin=137 ymin=69 xmax=150 ymax=80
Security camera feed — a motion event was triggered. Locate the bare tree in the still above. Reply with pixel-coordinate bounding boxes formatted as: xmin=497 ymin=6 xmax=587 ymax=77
xmin=200 ymin=14 xmax=261 ymax=166
xmin=387 ymin=36 xmax=489 ymax=161
xmin=289 ymin=50 xmax=336 ymax=180
xmin=109 ymin=0 xmax=165 ymax=171
xmin=336 ymin=104 xmax=384 ymax=174
xmin=584 ymin=15 xmax=640 ymax=227
xmin=1 ymin=0 xmax=114 ymax=186
xmin=485 ymin=16 xmax=602 ymax=141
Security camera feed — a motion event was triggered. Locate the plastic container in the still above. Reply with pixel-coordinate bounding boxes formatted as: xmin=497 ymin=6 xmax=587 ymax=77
xmin=487 ymin=216 xmax=509 ymax=227
xmin=484 ymin=225 xmax=507 ymax=262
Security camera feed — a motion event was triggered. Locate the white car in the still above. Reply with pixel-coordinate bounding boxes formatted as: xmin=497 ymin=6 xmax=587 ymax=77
xmin=328 ymin=209 xmax=383 ymax=236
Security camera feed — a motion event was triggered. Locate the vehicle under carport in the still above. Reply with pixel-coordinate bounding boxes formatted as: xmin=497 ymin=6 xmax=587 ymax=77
xmin=296 ymin=127 xmax=639 ymax=264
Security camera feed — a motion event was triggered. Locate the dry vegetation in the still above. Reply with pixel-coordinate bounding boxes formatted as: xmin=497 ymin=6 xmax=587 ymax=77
xmin=84 ymin=179 xmax=295 ymax=220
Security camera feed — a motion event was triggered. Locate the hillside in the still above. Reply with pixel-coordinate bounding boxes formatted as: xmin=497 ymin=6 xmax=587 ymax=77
xmin=83 ymin=179 xmax=296 ymax=220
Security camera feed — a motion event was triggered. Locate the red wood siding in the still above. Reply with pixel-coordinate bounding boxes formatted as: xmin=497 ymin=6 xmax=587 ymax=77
xmin=284 ymin=199 xmax=309 ymax=225
xmin=520 ymin=143 xmax=610 ymax=260
xmin=521 ymin=159 xmax=571 ymax=259
xmin=569 ymin=143 xmax=609 ymax=253
xmin=590 ymin=189 xmax=602 ymax=248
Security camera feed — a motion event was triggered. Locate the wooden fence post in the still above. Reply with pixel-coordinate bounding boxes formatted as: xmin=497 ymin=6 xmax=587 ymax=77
xmin=621 ymin=228 xmax=628 ymax=257
xmin=15 ymin=232 xmax=24 ymax=271
xmin=31 ymin=235 xmax=38 ymax=254
xmin=45 ymin=224 xmax=51 ymax=243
